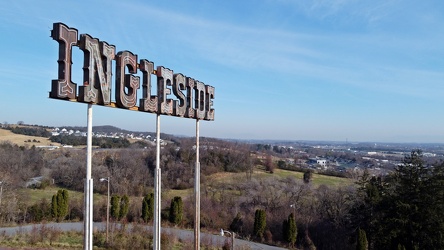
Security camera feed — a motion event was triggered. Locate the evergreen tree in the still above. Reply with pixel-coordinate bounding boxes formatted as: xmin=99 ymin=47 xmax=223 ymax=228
xmin=397 ymin=244 xmax=406 ymax=250
xmin=355 ymin=150 xmax=444 ymax=249
xmin=56 ymin=192 xmax=63 ymax=221
xmin=303 ymin=170 xmax=313 ymax=183
xmin=253 ymin=209 xmax=266 ymax=240
xmin=287 ymin=213 xmax=297 ymax=247
xmin=282 ymin=218 xmax=288 ymax=243
xmin=110 ymin=195 xmax=120 ymax=220
xmin=142 ymin=193 xmax=154 ymax=223
xmin=28 ymin=203 xmax=43 ymax=222
xmin=169 ymin=196 xmax=183 ymax=225
xmin=57 ymin=189 xmax=69 ymax=221
xmin=51 ymin=189 xmax=69 ymax=222
xmin=51 ymin=194 xmax=58 ymax=219
xmin=380 ymin=150 xmax=431 ymax=249
xmin=356 ymin=228 xmax=368 ymax=250
xmin=119 ymin=195 xmax=129 ymax=220
xmin=283 ymin=213 xmax=297 ymax=247
xmin=353 ymin=169 xmax=383 ymax=249
xmin=28 ymin=198 xmax=51 ymax=222
xmin=230 ymin=212 xmax=244 ymax=233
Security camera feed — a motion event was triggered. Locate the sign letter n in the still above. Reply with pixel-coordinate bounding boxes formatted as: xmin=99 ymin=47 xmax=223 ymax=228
xmin=78 ymin=34 xmax=116 ymax=104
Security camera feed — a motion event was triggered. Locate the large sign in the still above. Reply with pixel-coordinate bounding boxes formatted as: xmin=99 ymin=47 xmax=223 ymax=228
xmin=50 ymin=23 xmax=215 ymax=121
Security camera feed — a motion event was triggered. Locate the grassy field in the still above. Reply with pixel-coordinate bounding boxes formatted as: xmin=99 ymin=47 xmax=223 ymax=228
xmin=17 ymin=186 xmax=106 ymax=207
xmin=0 ymin=128 xmax=60 ymax=147
xmin=274 ymin=168 xmax=353 ymax=186
xmin=204 ymin=167 xmax=353 ymax=187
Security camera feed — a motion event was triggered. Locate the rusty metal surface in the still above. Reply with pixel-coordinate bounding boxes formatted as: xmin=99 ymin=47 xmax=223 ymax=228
xmin=115 ymin=51 xmax=139 ymax=108
xmin=50 ymin=23 xmax=78 ymax=99
xmin=78 ymin=34 xmax=115 ymax=105
xmin=139 ymin=59 xmax=158 ymax=113
xmin=173 ymin=73 xmax=186 ymax=117
xmin=156 ymin=66 xmax=173 ymax=115
xmin=50 ymin=22 xmax=215 ymax=120
xmin=185 ymin=77 xmax=195 ymax=119
xmin=194 ymin=80 xmax=206 ymax=120
xmin=205 ymin=85 xmax=215 ymax=120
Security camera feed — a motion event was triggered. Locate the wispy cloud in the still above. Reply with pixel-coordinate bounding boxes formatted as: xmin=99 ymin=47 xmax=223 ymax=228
xmin=101 ymin=1 xmax=444 ymax=101
xmin=273 ymin=0 xmax=401 ymax=25
xmin=2 ymin=0 xmax=442 ymax=101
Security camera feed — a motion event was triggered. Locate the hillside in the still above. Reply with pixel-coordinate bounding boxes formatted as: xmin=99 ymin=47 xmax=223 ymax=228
xmin=0 ymin=128 xmax=61 ymax=147
xmin=62 ymin=125 xmax=131 ymax=134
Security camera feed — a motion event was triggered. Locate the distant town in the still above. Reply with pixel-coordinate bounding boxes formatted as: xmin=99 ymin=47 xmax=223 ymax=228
xmin=3 ymin=122 xmax=443 ymax=179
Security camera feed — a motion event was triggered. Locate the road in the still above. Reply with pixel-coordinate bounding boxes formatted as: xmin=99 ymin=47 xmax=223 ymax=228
xmin=0 ymin=222 xmax=287 ymax=250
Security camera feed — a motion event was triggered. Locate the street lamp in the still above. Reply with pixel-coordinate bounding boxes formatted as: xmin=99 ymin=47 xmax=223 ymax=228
xmin=100 ymin=177 xmax=110 ymax=242
xmin=220 ymin=229 xmax=235 ymax=250
xmin=0 ymin=181 xmax=3 ymax=207
xmin=290 ymin=203 xmax=296 ymax=216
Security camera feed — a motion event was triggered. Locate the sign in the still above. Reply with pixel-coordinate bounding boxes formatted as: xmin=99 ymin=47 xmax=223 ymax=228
xmin=50 ymin=22 xmax=215 ymax=121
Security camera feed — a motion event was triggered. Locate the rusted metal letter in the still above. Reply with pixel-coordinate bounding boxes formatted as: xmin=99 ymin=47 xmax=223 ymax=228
xmin=50 ymin=23 xmax=78 ymax=100
xmin=115 ymin=51 xmax=140 ymax=108
xmin=194 ymin=80 xmax=206 ymax=120
xmin=173 ymin=74 xmax=186 ymax=117
xmin=157 ymin=66 xmax=173 ymax=115
xmin=78 ymin=34 xmax=115 ymax=104
xmin=139 ymin=59 xmax=158 ymax=113
xmin=205 ymin=85 xmax=215 ymax=121
xmin=185 ymin=77 xmax=195 ymax=118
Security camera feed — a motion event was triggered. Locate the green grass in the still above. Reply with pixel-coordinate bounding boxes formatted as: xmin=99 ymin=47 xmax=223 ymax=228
xmin=0 ymin=229 xmax=217 ymax=249
xmin=164 ymin=188 xmax=194 ymax=201
xmin=17 ymin=186 xmax=107 ymax=206
xmin=18 ymin=186 xmax=72 ymax=204
xmin=250 ymin=168 xmax=353 ymax=187
xmin=0 ymin=230 xmax=84 ymax=249
xmin=275 ymin=169 xmax=353 ymax=187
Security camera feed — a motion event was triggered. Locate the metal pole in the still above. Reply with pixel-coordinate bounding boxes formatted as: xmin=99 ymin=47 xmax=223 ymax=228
xmin=231 ymin=232 xmax=235 ymax=250
xmin=194 ymin=119 xmax=200 ymax=250
xmin=88 ymin=178 xmax=93 ymax=248
xmin=220 ymin=229 xmax=235 ymax=250
xmin=154 ymin=114 xmax=161 ymax=250
xmin=0 ymin=181 xmax=3 ymax=207
xmin=106 ymin=177 xmax=109 ymax=242
xmin=84 ymin=103 xmax=93 ymax=250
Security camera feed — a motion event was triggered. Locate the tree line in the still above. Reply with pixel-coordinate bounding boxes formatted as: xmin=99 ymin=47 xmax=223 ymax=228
xmin=1 ymin=136 xmax=444 ymax=249
xmin=49 ymin=135 xmax=131 ymax=148
xmin=4 ymin=126 xmax=51 ymax=137
xmin=351 ymin=150 xmax=444 ymax=249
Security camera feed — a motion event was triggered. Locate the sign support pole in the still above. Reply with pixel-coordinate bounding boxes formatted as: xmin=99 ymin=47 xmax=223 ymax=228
xmin=84 ymin=103 xmax=94 ymax=250
xmin=154 ymin=114 xmax=162 ymax=250
xmin=194 ymin=119 xmax=201 ymax=250
xmin=49 ymin=22 xmax=215 ymax=250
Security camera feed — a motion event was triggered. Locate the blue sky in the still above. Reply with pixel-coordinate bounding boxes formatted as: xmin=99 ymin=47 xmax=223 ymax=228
xmin=1 ymin=0 xmax=444 ymax=143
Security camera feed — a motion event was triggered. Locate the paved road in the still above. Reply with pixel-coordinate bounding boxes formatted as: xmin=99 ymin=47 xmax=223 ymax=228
xmin=0 ymin=222 xmax=287 ymax=250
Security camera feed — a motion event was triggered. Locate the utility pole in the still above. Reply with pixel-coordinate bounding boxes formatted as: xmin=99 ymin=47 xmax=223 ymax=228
xmin=194 ymin=119 xmax=201 ymax=250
